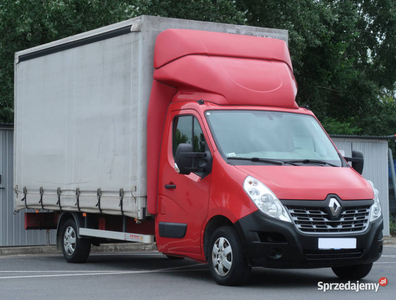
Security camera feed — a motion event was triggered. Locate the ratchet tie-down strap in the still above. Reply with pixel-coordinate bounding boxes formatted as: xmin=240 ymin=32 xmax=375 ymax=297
xmin=39 ymin=187 xmax=44 ymax=210
xmin=56 ymin=187 xmax=62 ymax=211
xmin=96 ymin=188 xmax=102 ymax=214
xmin=75 ymin=188 xmax=81 ymax=213
xmin=119 ymin=188 xmax=125 ymax=216
xmin=21 ymin=187 xmax=28 ymax=209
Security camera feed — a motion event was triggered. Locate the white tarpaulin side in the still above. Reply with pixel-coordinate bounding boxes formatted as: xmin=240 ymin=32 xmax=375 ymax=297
xmin=14 ymin=21 xmax=146 ymax=218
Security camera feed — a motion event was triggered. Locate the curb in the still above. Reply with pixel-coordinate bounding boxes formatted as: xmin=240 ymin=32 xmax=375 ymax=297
xmin=384 ymin=236 xmax=396 ymax=245
xmin=92 ymin=242 xmax=157 ymax=252
xmin=0 ymin=243 xmax=157 ymax=256
xmin=0 ymin=245 xmax=59 ymax=256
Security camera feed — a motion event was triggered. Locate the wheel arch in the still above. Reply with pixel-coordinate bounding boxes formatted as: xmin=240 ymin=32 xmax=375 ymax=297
xmin=56 ymin=212 xmax=85 ymax=247
xmin=203 ymin=215 xmax=234 ymax=261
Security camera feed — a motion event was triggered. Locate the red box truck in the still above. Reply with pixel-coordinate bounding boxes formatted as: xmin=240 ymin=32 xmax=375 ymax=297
xmin=14 ymin=16 xmax=383 ymax=285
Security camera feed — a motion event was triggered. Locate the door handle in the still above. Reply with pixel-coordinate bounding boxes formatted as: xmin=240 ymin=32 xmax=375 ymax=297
xmin=165 ymin=184 xmax=176 ymax=190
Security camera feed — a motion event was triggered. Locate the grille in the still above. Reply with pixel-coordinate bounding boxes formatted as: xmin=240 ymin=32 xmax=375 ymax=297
xmin=286 ymin=205 xmax=371 ymax=234
xmin=304 ymin=249 xmax=364 ymax=260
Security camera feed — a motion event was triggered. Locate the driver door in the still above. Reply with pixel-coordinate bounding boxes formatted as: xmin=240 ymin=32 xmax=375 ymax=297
xmin=157 ymin=110 xmax=212 ymax=254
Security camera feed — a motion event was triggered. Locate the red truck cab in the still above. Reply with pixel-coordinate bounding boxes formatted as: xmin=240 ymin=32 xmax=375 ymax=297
xmin=147 ymin=29 xmax=383 ymax=285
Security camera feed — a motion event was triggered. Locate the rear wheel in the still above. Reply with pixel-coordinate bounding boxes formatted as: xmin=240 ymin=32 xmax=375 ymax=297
xmin=61 ymin=219 xmax=91 ymax=263
xmin=208 ymin=226 xmax=251 ymax=286
xmin=332 ymin=263 xmax=373 ymax=280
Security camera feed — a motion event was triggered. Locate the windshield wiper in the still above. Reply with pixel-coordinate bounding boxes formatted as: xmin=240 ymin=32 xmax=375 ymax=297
xmin=227 ymin=157 xmax=285 ymax=165
xmin=283 ymin=159 xmax=339 ymax=167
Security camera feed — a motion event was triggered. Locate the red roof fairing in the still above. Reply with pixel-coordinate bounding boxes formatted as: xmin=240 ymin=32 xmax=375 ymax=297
xmin=153 ymin=29 xmax=297 ymax=108
xmin=154 ymin=29 xmax=293 ymax=70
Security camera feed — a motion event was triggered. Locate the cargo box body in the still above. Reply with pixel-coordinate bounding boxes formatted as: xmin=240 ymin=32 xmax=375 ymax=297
xmin=14 ymin=15 xmax=287 ymax=219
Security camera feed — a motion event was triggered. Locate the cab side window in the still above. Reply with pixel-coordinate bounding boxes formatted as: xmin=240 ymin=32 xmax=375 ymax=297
xmin=173 ymin=115 xmax=206 ymax=156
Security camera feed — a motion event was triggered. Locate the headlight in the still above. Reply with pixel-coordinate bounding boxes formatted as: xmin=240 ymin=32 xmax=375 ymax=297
xmin=243 ymin=176 xmax=291 ymax=222
xmin=367 ymin=180 xmax=381 ymax=221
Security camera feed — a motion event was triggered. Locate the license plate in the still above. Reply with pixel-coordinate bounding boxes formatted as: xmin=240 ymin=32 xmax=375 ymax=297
xmin=318 ymin=238 xmax=356 ymax=249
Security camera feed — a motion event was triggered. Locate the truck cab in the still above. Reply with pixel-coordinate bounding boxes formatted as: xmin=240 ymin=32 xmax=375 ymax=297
xmin=147 ymin=29 xmax=383 ymax=285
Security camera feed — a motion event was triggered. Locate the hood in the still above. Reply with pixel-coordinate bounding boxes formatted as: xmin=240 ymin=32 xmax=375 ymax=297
xmin=236 ymin=165 xmax=374 ymax=201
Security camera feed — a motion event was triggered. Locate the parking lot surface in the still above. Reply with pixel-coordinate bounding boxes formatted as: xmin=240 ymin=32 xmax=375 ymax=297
xmin=0 ymin=245 xmax=395 ymax=300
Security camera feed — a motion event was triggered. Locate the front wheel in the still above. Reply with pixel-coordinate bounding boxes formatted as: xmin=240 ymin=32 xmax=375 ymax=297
xmin=208 ymin=226 xmax=251 ymax=286
xmin=61 ymin=219 xmax=91 ymax=263
xmin=332 ymin=263 xmax=373 ymax=280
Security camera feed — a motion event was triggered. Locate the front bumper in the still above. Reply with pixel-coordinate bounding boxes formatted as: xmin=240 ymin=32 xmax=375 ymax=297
xmin=234 ymin=210 xmax=383 ymax=268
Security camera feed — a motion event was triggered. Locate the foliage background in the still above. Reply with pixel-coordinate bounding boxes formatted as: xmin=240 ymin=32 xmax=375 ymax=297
xmin=1 ymin=0 xmax=395 ymax=143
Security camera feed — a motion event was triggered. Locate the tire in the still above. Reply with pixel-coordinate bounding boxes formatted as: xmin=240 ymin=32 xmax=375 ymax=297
xmin=332 ymin=263 xmax=373 ymax=280
xmin=208 ymin=226 xmax=251 ymax=286
xmin=61 ymin=219 xmax=91 ymax=263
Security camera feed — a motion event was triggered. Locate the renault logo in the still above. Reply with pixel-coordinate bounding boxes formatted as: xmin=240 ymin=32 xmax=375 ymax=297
xmin=329 ymin=198 xmax=341 ymax=217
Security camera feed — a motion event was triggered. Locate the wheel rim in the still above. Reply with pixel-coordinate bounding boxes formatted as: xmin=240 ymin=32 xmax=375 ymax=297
xmin=212 ymin=237 xmax=233 ymax=277
xmin=63 ymin=226 xmax=77 ymax=256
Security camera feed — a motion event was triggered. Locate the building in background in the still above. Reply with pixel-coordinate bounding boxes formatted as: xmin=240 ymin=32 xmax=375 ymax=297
xmin=332 ymin=135 xmax=396 ymax=236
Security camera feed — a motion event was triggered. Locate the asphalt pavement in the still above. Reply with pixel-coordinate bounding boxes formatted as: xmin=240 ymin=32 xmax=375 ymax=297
xmin=0 ymin=243 xmax=395 ymax=300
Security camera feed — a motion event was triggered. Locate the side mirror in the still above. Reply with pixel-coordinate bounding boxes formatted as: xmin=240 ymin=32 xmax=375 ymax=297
xmin=175 ymin=143 xmax=212 ymax=176
xmin=345 ymin=150 xmax=364 ymax=175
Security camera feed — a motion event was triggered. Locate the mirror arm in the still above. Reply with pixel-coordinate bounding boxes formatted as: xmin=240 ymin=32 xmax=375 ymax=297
xmin=344 ymin=157 xmax=363 ymax=163
xmin=178 ymin=152 xmax=206 ymax=159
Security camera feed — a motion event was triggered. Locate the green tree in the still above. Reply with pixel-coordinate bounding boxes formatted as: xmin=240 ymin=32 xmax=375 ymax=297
xmin=236 ymin=0 xmax=396 ymax=138
xmin=136 ymin=0 xmax=245 ymax=24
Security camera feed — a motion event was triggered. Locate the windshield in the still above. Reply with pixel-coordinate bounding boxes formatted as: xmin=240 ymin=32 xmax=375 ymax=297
xmin=206 ymin=110 xmax=342 ymax=166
